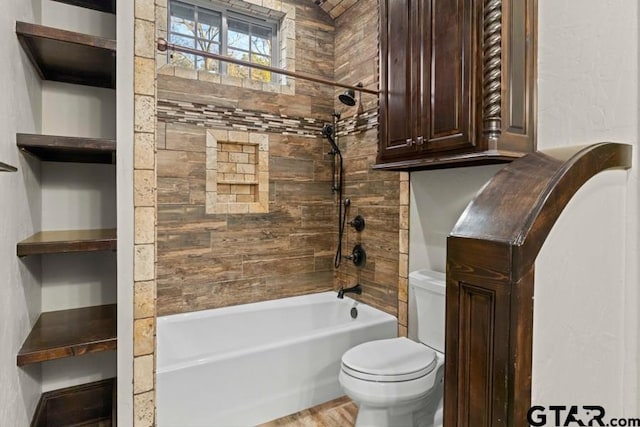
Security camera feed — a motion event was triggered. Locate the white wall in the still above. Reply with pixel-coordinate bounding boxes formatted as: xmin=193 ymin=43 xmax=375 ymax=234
xmin=532 ymin=0 xmax=639 ymax=415
xmin=38 ymin=0 xmax=118 ymax=393
xmin=407 ymin=0 xmax=639 ymax=416
xmin=409 ymin=165 xmax=502 ymax=273
xmin=0 ymin=0 xmax=42 ymax=425
xmin=116 ymin=0 xmax=135 ymax=422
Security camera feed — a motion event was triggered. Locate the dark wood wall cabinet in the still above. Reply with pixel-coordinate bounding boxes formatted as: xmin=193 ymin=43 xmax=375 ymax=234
xmin=444 ymin=143 xmax=632 ymax=425
xmin=376 ymin=0 xmax=537 ymax=171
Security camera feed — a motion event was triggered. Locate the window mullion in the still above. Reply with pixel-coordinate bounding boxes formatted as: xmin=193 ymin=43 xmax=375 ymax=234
xmin=221 ymin=11 xmax=228 ymax=75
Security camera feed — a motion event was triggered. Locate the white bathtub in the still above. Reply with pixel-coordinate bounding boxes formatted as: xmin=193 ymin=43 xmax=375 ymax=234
xmin=157 ymin=291 xmax=397 ymax=426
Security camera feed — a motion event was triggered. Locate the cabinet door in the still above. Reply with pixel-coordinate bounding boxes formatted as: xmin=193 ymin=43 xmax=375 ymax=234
xmin=418 ymin=0 xmax=477 ymax=154
xmin=378 ymin=0 xmax=419 ymax=162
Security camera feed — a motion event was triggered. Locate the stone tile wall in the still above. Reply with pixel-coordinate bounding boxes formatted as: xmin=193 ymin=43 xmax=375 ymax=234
xmin=133 ymin=0 xmax=158 ymax=425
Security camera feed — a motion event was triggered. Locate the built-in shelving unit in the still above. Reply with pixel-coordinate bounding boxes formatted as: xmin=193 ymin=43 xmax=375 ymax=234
xmin=51 ymin=0 xmax=116 ymax=14
xmin=17 ymin=229 xmax=117 ymax=257
xmin=16 ymin=21 xmax=116 ymax=89
xmin=15 ymin=0 xmax=118 ymax=423
xmin=17 ymin=304 xmax=117 ymax=366
xmin=17 ymin=133 xmax=116 ymax=164
xmin=0 ymin=161 xmax=18 ymax=172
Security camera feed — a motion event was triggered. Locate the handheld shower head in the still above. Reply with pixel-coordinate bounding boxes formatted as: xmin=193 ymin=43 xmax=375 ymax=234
xmin=322 ymin=123 xmax=340 ymax=154
xmin=321 ymin=123 xmax=334 ymax=139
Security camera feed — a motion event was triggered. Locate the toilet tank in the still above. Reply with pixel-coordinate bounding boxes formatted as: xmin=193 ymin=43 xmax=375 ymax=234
xmin=408 ymin=270 xmax=446 ymax=353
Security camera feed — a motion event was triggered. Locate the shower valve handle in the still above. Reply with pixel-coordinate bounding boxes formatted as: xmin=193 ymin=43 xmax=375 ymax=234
xmin=349 ymin=215 xmax=365 ymax=232
xmin=344 ymin=244 xmax=366 ymax=268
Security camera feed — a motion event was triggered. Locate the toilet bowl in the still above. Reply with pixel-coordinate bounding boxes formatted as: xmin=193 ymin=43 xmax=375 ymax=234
xmin=339 ymin=270 xmax=446 ymax=427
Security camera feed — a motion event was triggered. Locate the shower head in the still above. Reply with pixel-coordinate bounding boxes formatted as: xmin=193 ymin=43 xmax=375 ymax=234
xmin=322 ymin=123 xmax=340 ymax=154
xmin=338 ymin=89 xmax=357 ymax=106
xmin=338 ymin=83 xmax=363 ymax=107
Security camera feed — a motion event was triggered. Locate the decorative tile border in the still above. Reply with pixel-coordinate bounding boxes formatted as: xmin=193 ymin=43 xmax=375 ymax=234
xmin=158 ymin=98 xmax=378 ymax=138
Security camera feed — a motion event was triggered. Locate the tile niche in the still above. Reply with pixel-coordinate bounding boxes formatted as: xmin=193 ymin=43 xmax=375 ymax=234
xmin=206 ymin=129 xmax=269 ymax=214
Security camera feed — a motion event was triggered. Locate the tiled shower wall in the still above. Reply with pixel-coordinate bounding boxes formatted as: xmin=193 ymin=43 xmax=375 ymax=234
xmin=131 ymin=0 xmax=407 ymax=424
xmin=155 ymin=77 xmax=338 ymax=314
xmin=333 ymin=1 xmax=405 ymax=325
xmin=155 ymin=0 xmax=338 ymax=315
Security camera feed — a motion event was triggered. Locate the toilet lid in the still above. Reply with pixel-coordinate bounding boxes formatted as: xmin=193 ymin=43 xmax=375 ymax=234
xmin=341 ymin=337 xmax=437 ymax=382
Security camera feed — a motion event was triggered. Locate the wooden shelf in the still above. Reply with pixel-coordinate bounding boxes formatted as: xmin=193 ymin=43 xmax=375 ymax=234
xmin=31 ymin=378 xmax=116 ymax=427
xmin=51 ymin=0 xmax=116 ymax=14
xmin=17 ymin=228 xmax=117 ymax=257
xmin=17 ymin=133 xmax=116 ymax=164
xmin=16 ymin=22 xmax=116 ymax=89
xmin=17 ymin=304 xmax=117 ymax=366
xmin=0 ymin=161 xmax=18 ymax=172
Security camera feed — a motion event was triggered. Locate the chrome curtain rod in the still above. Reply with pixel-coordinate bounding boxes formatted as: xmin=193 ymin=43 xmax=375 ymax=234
xmin=156 ymin=38 xmax=379 ymax=96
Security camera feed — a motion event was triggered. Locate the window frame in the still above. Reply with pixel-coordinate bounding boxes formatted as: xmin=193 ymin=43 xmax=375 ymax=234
xmin=168 ymin=0 xmax=280 ymax=83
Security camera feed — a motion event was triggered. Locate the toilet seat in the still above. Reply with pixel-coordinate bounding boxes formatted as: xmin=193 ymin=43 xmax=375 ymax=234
xmin=341 ymin=337 xmax=437 ymax=382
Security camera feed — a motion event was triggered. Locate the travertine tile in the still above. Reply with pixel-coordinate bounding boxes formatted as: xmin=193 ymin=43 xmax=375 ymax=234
xmin=398 ymin=324 xmax=408 ymax=338
xmin=134 ymin=317 xmax=155 ymax=356
xmin=134 ymin=95 xmax=155 ymax=133
xmin=174 ymin=66 xmax=197 ymax=80
xmin=134 ymin=390 xmax=155 ymax=427
xmin=398 ymin=299 xmax=407 ymax=325
xmin=398 ymin=277 xmax=408 ymax=303
xmin=399 ymin=205 xmax=409 ymax=230
xmin=135 ymin=280 xmax=156 ymax=319
xmin=229 ymin=131 xmax=249 ymax=143
xmin=399 ymin=180 xmax=409 ymax=205
xmin=135 ymin=132 xmax=155 ymax=170
xmin=135 ymin=0 xmax=155 ymax=22
xmin=134 ymin=355 xmax=154 ymax=394
xmin=399 ymin=229 xmax=409 ymax=254
xmin=399 ymin=253 xmax=409 ymax=279
xmin=135 ymin=244 xmax=155 ymax=282
xmin=199 ymin=70 xmax=221 ymax=84
xmin=155 ymin=5 xmax=168 ymax=33
xmin=134 ymin=18 xmax=155 ymax=59
xmin=135 ymin=57 xmax=155 ymax=96
xmin=134 ymin=170 xmax=155 ymax=207
xmin=135 ymin=207 xmax=155 ymax=244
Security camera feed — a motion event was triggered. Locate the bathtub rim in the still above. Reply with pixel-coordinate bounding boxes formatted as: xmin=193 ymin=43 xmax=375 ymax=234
xmin=157 ymin=291 xmax=398 ymax=374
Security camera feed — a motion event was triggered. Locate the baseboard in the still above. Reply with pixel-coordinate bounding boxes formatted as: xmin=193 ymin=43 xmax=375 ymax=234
xmin=31 ymin=378 xmax=116 ymax=427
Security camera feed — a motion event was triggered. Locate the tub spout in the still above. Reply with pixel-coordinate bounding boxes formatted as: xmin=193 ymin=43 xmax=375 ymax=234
xmin=337 ymin=284 xmax=362 ymax=299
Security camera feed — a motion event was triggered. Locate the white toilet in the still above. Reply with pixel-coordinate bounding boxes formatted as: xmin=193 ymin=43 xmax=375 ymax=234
xmin=339 ymin=270 xmax=446 ymax=427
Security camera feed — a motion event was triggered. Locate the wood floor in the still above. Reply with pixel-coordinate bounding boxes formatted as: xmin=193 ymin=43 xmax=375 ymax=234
xmin=259 ymin=396 xmax=358 ymax=427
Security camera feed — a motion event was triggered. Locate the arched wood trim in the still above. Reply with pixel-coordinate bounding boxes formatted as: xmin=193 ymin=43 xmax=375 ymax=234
xmin=444 ymin=142 xmax=632 ymax=426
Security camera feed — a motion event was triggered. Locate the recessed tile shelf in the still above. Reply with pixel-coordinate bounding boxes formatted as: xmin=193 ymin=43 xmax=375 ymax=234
xmin=0 ymin=161 xmax=18 ymax=172
xmin=17 ymin=304 xmax=117 ymax=366
xmin=16 ymin=21 xmax=116 ymax=89
xmin=17 ymin=228 xmax=117 ymax=257
xmin=17 ymin=133 xmax=116 ymax=164
xmin=51 ymin=0 xmax=116 ymax=14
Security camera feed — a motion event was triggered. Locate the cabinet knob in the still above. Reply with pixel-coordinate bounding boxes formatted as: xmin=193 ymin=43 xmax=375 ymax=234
xmin=406 ymin=138 xmax=414 ymax=146
xmin=416 ymin=136 xmax=424 ymax=145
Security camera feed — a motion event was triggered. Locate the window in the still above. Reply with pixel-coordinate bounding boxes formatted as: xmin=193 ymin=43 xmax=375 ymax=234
xmin=169 ymin=0 xmax=278 ymax=82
